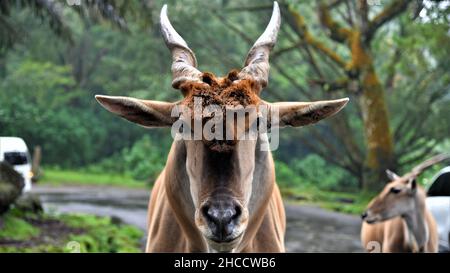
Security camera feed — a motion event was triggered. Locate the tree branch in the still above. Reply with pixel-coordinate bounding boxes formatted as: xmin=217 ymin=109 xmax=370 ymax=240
xmin=271 ymin=40 xmax=304 ymax=60
xmin=365 ymin=0 xmax=411 ymax=42
xmin=214 ymin=11 xmax=311 ymax=99
xmin=328 ymin=111 xmax=364 ymax=167
xmin=309 ymin=78 xmax=349 ymax=92
xmin=399 ymin=142 xmax=436 ymax=166
xmin=326 ymin=0 xmax=347 ymax=9
xmin=317 ymin=3 xmax=353 ymax=44
xmin=393 ymin=72 xmax=441 ymax=140
xmin=297 ymin=132 xmax=359 ymax=176
xmin=270 ymin=61 xmax=313 ymax=100
xmin=384 ymin=48 xmax=402 ymax=92
xmin=356 ymin=0 xmax=369 ymax=36
xmin=286 ymin=5 xmax=347 ymax=68
xmin=303 ymin=123 xmax=363 ymax=177
xmin=279 ymin=25 xmax=328 ymax=79
xmin=344 ymin=0 xmax=355 ymax=27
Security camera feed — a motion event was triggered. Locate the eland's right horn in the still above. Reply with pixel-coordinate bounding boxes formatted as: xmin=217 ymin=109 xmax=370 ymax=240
xmin=238 ymin=1 xmax=281 ymax=89
xmin=160 ymin=4 xmax=202 ymax=89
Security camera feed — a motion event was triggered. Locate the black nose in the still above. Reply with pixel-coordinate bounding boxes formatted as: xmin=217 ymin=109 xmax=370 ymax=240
xmin=361 ymin=212 xmax=368 ymax=220
xmin=202 ymin=199 xmax=242 ymax=242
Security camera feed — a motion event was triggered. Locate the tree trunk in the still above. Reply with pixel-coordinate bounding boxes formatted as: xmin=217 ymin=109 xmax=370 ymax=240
xmin=0 ymin=52 xmax=6 ymax=78
xmin=285 ymin=2 xmax=411 ymax=190
xmin=349 ymin=32 xmax=395 ymax=191
xmin=31 ymin=146 xmax=42 ymax=182
xmin=359 ymin=73 xmax=395 ymax=190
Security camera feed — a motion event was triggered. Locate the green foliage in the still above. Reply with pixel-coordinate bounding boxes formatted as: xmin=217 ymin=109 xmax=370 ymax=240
xmin=86 ymin=135 xmax=169 ymax=182
xmin=0 ymin=0 xmax=448 ymax=193
xmin=290 ymin=155 xmax=358 ymax=191
xmin=0 ymin=59 xmax=105 ymax=166
xmin=275 ymin=155 xmax=357 ymax=192
xmin=122 ymin=136 xmax=166 ymax=181
xmin=0 ymin=209 xmax=144 ymax=253
xmin=274 ymin=160 xmax=305 ymax=188
xmin=61 ymin=214 xmax=144 ymax=253
xmin=275 ymin=154 xmax=367 ymax=214
xmin=0 ymin=210 xmax=40 ymax=241
xmin=281 ymin=185 xmax=374 ymax=215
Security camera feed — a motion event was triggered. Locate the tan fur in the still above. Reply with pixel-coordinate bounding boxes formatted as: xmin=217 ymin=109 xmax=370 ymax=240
xmin=361 ymin=183 xmax=439 ymax=253
xmin=361 ymin=211 xmax=438 ymax=253
xmin=146 ymin=140 xmax=285 ymax=252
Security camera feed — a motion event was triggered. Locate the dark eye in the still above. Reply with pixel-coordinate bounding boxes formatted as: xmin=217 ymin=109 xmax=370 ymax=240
xmin=390 ymin=187 xmax=401 ymax=194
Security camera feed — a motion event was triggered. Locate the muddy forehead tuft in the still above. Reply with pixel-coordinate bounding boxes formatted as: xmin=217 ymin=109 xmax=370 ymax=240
xmin=180 ymin=72 xmax=261 ymax=109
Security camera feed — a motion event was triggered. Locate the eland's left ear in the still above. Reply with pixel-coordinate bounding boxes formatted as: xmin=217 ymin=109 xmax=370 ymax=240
xmin=95 ymin=95 xmax=177 ymax=128
xmin=409 ymin=178 xmax=417 ymax=194
xmin=270 ymin=98 xmax=349 ymax=127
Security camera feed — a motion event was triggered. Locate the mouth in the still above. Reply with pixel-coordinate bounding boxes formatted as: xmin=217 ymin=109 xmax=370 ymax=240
xmin=362 ymin=210 xmax=381 ymax=224
xmin=205 ymin=233 xmax=243 ymax=252
xmin=363 ymin=214 xmax=382 ymax=224
xmin=364 ymin=218 xmax=378 ymax=224
xmin=209 ymin=236 xmax=238 ymax=244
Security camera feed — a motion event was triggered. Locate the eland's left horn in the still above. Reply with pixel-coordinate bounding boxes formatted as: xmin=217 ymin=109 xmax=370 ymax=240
xmin=160 ymin=4 xmax=202 ymax=89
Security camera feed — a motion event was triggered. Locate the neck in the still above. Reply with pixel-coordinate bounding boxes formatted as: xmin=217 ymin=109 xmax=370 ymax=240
xmin=403 ymin=194 xmax=428 ymax=252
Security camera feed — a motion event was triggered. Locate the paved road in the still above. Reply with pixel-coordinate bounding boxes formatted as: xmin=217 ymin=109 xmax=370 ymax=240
xmin=32 ymin=185 xmax=363 ymax=252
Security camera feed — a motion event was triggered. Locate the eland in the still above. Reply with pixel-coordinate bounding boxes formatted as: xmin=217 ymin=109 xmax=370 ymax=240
xmin=95 ymin=2 xmax=348 ymax=252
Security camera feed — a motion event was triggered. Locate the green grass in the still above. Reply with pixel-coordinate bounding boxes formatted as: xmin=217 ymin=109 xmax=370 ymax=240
xmin=60 ymin=213 xmax=144 ymax=253
xmin=40 ymin=168 xmax=147 ymax=188
xmin=0 ymin=209 xmax=144 ymax=253
xmin=0 ymin=211 xmax=40 ymax=241
xmin=281 ymin=185 xmax=375 ymax=215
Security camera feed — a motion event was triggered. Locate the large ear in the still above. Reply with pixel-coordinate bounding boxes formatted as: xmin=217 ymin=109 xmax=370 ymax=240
xmin=408 ymin=178 xmax=417 ymax=194
xmin=386 ymin=169 xmax=401 ymax=181
xmin=95 ymin=95 xmax=177 ymax=127
xmin=270 ymin=98 xmax=349 ymax=127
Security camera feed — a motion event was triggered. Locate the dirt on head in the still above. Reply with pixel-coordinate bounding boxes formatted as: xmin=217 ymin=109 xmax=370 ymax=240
xmin=180 ymin=70 xmax=261 ymax=109
xmin=178 ymin=70 xmax=262 ymax=152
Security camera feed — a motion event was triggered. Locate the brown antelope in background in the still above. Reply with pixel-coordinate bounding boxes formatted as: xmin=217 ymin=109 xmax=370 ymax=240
xmin=95 ymin=2 xmax=348 ymax=252
xmin=361 ymin=154 xmax=450 ymax=253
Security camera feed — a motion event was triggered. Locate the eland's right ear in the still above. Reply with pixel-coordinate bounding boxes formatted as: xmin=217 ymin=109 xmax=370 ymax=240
xmin=386 ymin=169 xmax=401 ymax=181
xmin=95 ymin=95 xmax=177 ymax=128
xmin=269 ymin=98 xmax=349 ymax=127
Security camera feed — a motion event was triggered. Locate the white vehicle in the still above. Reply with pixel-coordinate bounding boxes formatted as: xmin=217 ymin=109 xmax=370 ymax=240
xmin=0 ymin=137 xmax=33 ymax=191
xmin=426 ymin=166 xmax=450 ymax=252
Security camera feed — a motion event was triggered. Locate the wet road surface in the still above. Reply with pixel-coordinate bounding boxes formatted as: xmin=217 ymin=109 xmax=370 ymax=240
xmin=32 ymin=185 xmax=363 ymax=252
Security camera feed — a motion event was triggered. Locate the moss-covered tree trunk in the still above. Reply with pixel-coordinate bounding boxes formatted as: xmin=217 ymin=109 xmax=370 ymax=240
xmin=283 ymin=1 xmax=411 ymax=190
xmin=348 ymin=32 xmax=395 ymax=190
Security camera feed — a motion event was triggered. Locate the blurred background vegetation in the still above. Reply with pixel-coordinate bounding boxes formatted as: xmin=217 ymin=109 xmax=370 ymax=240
xmin=1 ymin=0 xmax=448 ymax=190
xmin=0 ymin=0 xmax=449 ymax=252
